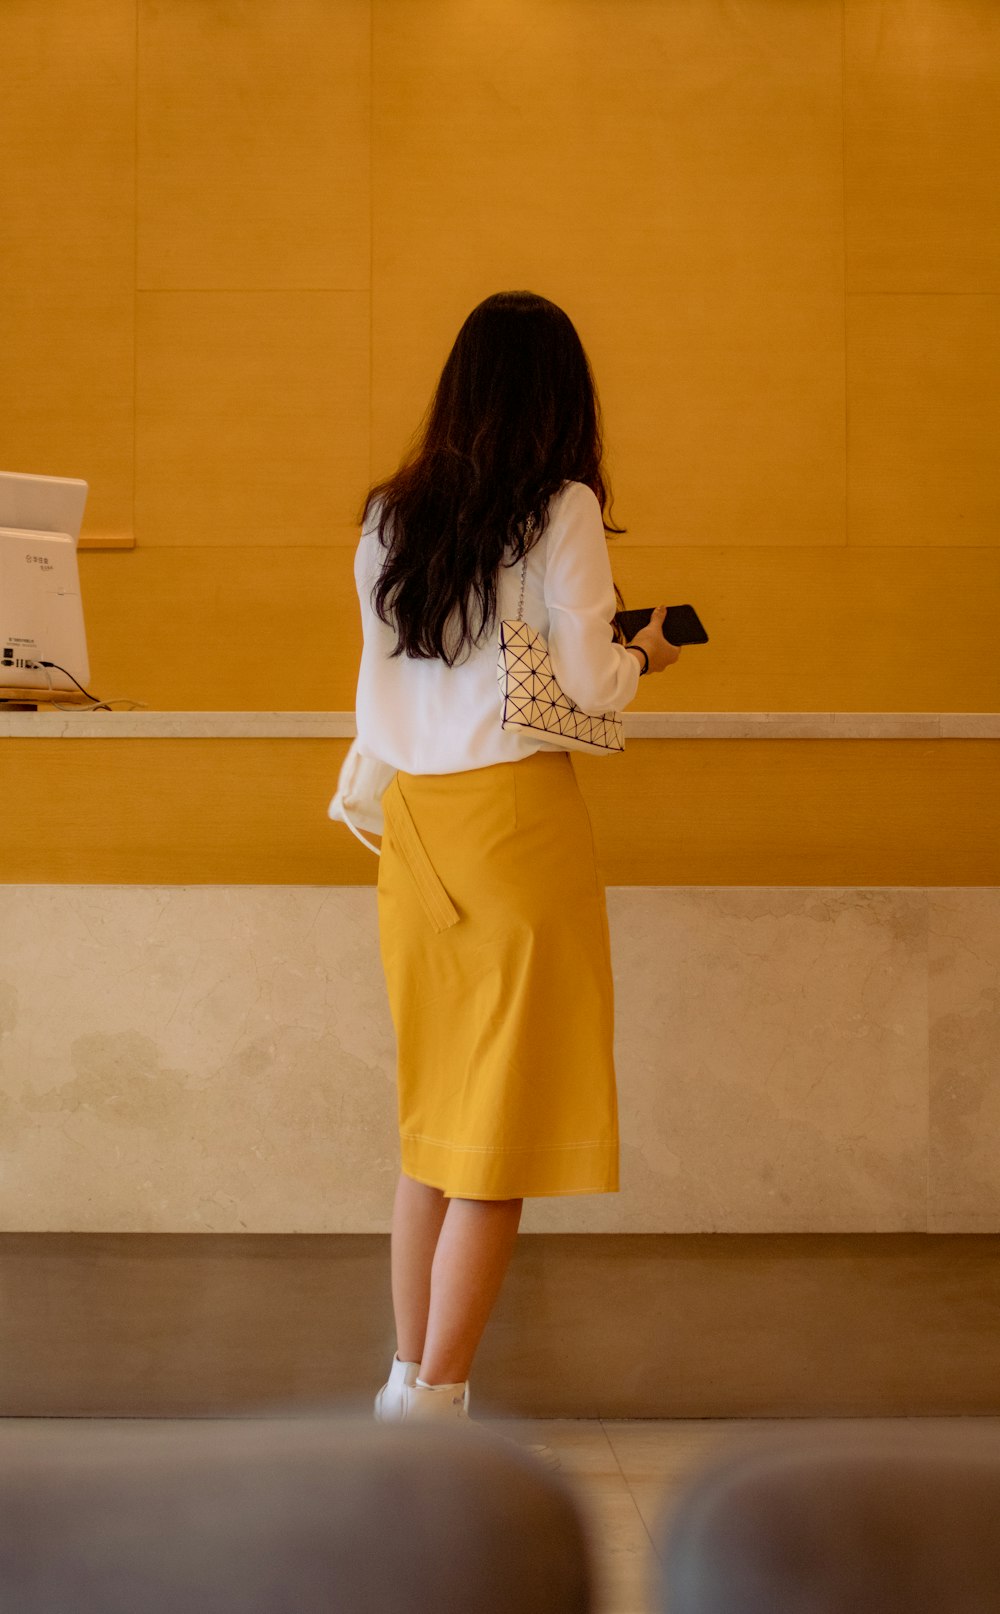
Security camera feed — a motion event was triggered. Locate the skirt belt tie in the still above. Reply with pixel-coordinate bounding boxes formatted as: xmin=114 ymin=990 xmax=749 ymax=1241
xmin=382 ymin=782 xmax=461 ymax=933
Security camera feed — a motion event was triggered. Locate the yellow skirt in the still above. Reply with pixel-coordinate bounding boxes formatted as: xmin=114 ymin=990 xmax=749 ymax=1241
xmin=376 ymin=748 xmax=620 ymax=1199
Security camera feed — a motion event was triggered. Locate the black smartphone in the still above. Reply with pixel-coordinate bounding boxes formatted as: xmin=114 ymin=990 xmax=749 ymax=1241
xmin=614 ymin=603 xmax=708 ymax=647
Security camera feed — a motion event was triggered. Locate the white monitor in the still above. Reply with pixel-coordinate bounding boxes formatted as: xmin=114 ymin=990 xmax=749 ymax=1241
xmin=0 ymin=470 xmax=91 ymax=699
xmin=0 ymin=469 xmax=88 ymax=545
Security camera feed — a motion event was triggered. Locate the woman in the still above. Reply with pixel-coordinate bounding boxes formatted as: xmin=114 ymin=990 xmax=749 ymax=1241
xmin=357 ymin=291 xmax=680 ymax=1461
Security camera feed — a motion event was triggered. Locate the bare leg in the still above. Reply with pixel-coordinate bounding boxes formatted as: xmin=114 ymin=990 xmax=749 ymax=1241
xmin=390 ymin=1170 xmax=449 ymax=1362
xmin=418 ymin=1195 xmax=524 ymax=1386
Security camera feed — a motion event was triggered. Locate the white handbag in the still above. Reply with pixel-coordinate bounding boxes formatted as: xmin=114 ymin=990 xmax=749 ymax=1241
xmin=327 ymin=738 xmax=396 ymax=855
xmin=496 ymin=524 xmax=626 ymax=755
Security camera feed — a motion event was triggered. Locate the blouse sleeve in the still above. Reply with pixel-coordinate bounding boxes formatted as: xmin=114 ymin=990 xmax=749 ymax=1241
xmin=352 ymin=506 xmax=391 ymax=762
xmin=542 ymin=482 xmax=642 ymax=714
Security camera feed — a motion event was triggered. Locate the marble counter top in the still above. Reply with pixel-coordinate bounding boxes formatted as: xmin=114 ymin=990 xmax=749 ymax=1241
xmin=1 ymin=710 xmax=997 ymax=738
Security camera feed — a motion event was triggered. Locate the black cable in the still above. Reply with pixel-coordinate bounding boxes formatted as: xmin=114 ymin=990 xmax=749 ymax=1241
xmin=0 ymin=659 xmax=113 ymax=712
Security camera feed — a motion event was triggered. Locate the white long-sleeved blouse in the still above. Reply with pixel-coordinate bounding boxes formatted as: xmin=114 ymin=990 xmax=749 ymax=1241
xmin=352 ymin=478 xmax=641 ymax=775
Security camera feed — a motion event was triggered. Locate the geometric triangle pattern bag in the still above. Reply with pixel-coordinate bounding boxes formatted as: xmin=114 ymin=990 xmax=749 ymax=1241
xmin=496 ymin=517 xmax=626 ymax=757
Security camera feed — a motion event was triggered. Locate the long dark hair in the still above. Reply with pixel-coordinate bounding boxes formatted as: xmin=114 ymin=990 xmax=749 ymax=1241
xmin=355 ymin=291 xmax=629 ymax=665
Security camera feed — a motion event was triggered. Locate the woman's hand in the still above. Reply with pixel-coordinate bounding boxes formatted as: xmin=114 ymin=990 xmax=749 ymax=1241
xmin=627 ymin=605 xmax=680 ymax=673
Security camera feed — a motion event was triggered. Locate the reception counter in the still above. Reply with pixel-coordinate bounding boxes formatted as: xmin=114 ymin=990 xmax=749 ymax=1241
xmin=1 ymin=709 xmax=997 ymax=1237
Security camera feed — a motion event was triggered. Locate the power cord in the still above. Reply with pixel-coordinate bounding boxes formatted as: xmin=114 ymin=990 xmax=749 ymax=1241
xmin=0 ymin=659 xmax=147 ymax=713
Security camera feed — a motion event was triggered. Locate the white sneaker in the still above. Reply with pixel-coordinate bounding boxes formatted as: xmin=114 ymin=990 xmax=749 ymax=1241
xmin=373 ymin=1353 xmax=421 ymax=1422
xmin=398 ymin=1378 xmax=471 ymax=1422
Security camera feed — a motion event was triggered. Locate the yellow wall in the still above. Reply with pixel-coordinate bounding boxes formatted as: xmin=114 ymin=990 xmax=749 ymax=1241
xmin=2 ymin=0 xmax=998 ymax=882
